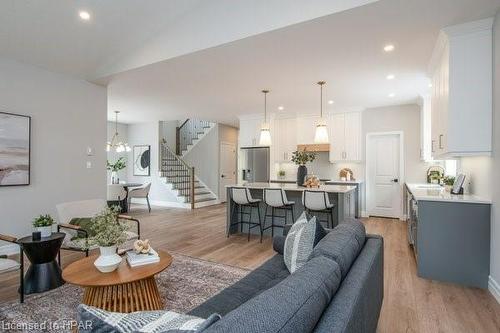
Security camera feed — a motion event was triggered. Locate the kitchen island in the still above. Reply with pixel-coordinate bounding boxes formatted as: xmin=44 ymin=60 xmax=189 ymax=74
xmin=226 ymin=183 xmax=356 ymax=237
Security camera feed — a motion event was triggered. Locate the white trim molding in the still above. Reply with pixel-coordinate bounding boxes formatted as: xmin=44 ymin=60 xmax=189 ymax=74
xmin=489 ymin=275 xmax=500 ymax=304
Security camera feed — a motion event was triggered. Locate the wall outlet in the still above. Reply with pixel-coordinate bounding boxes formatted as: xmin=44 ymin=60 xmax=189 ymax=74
xmin=86 ymin=161 xmax=92 ymax=169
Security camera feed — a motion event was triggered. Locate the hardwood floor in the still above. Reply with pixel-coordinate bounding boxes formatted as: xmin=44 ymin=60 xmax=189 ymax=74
xmin=1 ymin=204 xmax=499 ymax=332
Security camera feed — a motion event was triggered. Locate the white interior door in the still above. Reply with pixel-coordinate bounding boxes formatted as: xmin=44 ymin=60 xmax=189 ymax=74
xmin=367 ymin=133 xmax=402 ymax=218
xmin=219 ymin=142 xmax=237 ymax=202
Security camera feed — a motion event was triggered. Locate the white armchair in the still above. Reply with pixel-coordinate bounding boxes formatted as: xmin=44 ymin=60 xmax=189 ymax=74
xmin=127 ymin=183 xmax=152 ymax=213
xmin=56 ymin=199 xmax=141 ymax=264
xmin=0 ymin=234 xmax=23 ymax=303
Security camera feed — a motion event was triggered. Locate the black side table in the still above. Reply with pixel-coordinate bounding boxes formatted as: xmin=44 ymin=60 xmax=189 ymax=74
xmin=17 ymin=232 xmax=65 ymax=294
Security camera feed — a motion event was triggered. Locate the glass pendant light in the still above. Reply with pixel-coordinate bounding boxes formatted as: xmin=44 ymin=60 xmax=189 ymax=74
xmin=107 ymin=111 xmax=131 ymax=153
xmin=314 ymin=81 xmax=329 ymax=144
xmin=259 ymin=90 xmax=272 ymax=146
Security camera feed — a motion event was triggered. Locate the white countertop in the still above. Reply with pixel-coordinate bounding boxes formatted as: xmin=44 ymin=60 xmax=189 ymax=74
xmin=406 ymin=183 xmax=491 ymax=204
xmin=227 ymin=182 xmax=356 ymax=193
xmin=325 ymin=179 xmax=364 ymax=184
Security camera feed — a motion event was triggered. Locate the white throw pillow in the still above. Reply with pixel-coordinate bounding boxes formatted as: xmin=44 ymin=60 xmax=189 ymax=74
xmin=284 ymin=213 xmax=318 ymax=273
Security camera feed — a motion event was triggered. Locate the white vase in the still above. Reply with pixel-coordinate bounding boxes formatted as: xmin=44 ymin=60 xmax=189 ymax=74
xmin=94 ymin=246 xmax=122 ymax=273
xmin=35 ymin=226 xmax=52 ymax=238
xmin=111 ymin=171 xmax=119 ymax=184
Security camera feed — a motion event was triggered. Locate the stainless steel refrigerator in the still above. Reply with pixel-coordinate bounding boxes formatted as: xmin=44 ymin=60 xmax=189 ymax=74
xmin=240 ymin=147 xmax=270 ymax=182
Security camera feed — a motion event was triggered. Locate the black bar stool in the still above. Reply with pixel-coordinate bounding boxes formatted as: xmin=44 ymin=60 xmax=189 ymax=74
xmin=263 ymin=188 xmax=295 ymax=237
xmin=302 ymin=190 xmax=336 ymax=228
xmin=228 ymin=187 xmax=263 ymax=242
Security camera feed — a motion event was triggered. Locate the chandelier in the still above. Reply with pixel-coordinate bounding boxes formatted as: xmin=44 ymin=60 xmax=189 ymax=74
xmin=106 ymin=111 xmax=131 ymax=153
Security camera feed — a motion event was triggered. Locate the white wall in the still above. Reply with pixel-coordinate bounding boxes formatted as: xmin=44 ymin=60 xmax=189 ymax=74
xmin=107 ymin=121 xmax=129 ymax=182
xmin=459 ymin=156 xmax=492 ymax=197
xmin=490 ymin=9 xmax=500 ymax=301
xmin=159 ymin=120 xmax=178 ymax=152
xmin=126 ymin=122 xmax=179 ymax=205
xmin=0 ymin=58 xmax=106 ymax=252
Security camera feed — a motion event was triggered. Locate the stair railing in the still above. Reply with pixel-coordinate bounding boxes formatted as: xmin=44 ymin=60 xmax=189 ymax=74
xmin=160 ymin=140 xmax=195 ymax=209
xmin=176 ymin=119 xmax=212 ymax=155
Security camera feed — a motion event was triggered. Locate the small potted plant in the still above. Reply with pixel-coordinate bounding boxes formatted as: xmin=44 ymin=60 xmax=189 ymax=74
xmin=278 ymin=170 xmax=286 ymax=180
xmin=33 ymin=214 xmax=54 ymax=237
xmin=443 ymin=176 xmax=456 ymax=192
xmin=107 ymin=157 xmax=126 ymax=184
xmin=89 ymin=206 xmax=128 ymax=273
xmin=291 ymin=150 xmax=316 ymax=186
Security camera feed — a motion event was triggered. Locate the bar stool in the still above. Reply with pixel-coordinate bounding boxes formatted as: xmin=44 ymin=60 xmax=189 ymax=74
xmin=302 ymin=190 xmax=336 ymax=229
xmin=228 ymin=187 xmax=263 ymax=242
xmin=263 ymin=188 xmax=296 ymax=237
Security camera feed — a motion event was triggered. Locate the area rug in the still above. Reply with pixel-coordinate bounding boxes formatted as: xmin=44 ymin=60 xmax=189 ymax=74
xmin=0 ymin=254 xmax=249 ymax=333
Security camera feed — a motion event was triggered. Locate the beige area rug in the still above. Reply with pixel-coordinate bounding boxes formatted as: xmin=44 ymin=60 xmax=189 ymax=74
xmin=0 ymin=254 xmax=249 ymax=333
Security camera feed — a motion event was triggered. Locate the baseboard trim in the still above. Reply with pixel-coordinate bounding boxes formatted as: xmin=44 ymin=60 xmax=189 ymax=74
xmin=489 ymin=276 xmax=500 ymax=304
xmin=130 ymin=198 xmax=188 ymax=209
xmin=0 ymin=243 xmax=20 ymax=256
xmin=361 ymin=211 xmax=369 ymax=218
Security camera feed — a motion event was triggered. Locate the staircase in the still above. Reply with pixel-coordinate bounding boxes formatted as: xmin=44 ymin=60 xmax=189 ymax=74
xmin=160 ymin=140 xmax=218 ymax=208
xmin=176 ymin=119 xmax=215 ymax=156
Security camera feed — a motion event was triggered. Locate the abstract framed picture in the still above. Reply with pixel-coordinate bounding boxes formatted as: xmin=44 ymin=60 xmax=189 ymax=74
xmin=133 ymin=145 xmax=151 ymax=176
xmin=0 ymin=112 xmax=31 ymax=186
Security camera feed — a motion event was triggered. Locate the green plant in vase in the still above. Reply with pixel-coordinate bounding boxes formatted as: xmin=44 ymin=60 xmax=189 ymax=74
xmin=33 ymin=214 xmax=54 ymax=237
xmin=291 ymin=150 xmax=316 ymax=186
xmin=443 ymin=176 xmax=456 ymax=192
xmin=107 ymin=157 xmax=126 ymax=184
xmin=278 ymin=170 xmax=286 ymax=180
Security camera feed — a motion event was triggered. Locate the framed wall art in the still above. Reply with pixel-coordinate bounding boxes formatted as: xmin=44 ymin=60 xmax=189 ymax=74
xmin=133 ymin=145 xmax=151 ymax=176
xmin=0 ymin=112 xmax=31 ymax=186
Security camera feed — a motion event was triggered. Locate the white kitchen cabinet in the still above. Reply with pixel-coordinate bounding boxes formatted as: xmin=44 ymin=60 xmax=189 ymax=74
xmin=239 ymin=117 xmax=263 ymax=147
xmin=429 ymin=18 xmax=493 ymax=158
xmin=275 ymin=117 xmax=297 ymax=162
xmin=329 ymin=112 xmax=361 ymax=162
xmin=296 ymin=115 xmax=320 ymax=145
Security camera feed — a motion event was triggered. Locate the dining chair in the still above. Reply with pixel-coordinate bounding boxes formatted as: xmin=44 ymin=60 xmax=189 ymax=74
xmin=127 ymin=183 xmax=152 ymax=213
xmin=0 ymin=234 xmax=24 ymax=303
xmin=56 ymin=199 xmax=141 ymax=264
xmin=107 ymin=184 xmax=127 ymax=212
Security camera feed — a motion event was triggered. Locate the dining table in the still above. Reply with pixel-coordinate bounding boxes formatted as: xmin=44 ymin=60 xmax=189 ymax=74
xmin=118 ymin=182 xmax=143 ymax=213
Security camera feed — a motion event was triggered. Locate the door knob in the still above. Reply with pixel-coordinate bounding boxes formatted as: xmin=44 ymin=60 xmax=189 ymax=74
xmin=392 ymin=178 xmax=399 ymax=183
xmin=221 ymin=174 xmax=225 ymax=178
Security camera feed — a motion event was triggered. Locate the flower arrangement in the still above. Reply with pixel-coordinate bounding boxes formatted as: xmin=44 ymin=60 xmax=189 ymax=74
xmin=291 ymin=150 xmax=316 ymax=166
xmin=443 ymin=176 xmax=456 ymax=186
xmin=32 ymin=214 xmax=54 ymax=228
xmin=106 ymin=157 xmax=126 ymax=172
xmin=88 ymin=206 xmax=128 ymax=247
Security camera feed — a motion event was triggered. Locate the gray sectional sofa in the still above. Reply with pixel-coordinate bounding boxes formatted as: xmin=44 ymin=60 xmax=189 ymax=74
xmin=78 ymin=219 xmax=384 ymax=333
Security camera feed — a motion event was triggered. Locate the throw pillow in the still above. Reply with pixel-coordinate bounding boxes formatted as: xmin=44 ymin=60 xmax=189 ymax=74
xmin=284 ymin=213 xmax=326 ymax=273
xmin=77 ymin=304 xmax=220 ymax=333
xmin=69 ymin=218 xmax=96 ymax=239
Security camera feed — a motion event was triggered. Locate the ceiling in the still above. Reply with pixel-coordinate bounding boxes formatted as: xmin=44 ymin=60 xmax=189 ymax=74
xmin=107 ymin=0 xmax=500 ymax=125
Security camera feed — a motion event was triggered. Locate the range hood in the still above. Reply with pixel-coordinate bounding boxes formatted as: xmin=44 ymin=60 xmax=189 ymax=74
xmin=297 ymin=144 xmax=329 ymax=152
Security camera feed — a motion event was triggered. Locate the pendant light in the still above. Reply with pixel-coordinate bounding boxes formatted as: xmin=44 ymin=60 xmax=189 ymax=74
xmin=314 ymin=81 xmax=329 ymax=144
xmin=259 ymin=89 xmax=272 ymax=146
xmin=106 ymin=111 xmax=131 ymax=153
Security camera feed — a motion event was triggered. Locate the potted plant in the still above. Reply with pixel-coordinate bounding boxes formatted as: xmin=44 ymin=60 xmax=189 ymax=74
xmin=107 ymin=157 xmax=126 ymax=184
xmin=278 ymin=170 xmax=286 ymax=180
xmin=32 ymin=214 xmax=54 ymax=237
xmin=443 ymin=176 xmax=456 ymax=192
xmin=89 ymin=206 xmax=128 ymax=273
xmin=291 ymin=150 xmax=316 ymax=186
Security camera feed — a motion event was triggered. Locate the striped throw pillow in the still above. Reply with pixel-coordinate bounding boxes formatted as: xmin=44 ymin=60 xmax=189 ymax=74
xmin=284 ymin=213 xmax=319 ymax=273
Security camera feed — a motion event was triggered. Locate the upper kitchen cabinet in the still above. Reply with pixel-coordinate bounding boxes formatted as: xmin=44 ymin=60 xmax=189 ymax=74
xmin=329 ymin=112 xmax=362 ymax=162
xmin=239 ymin=116 xmax=265 ymax=147
xmin=296 ymin=115 xmax=320 ymax=145
xmin=429 ymin=18 xmax=493 ymax=158
xmin=274 ymin=116 xmax=297 ymax=162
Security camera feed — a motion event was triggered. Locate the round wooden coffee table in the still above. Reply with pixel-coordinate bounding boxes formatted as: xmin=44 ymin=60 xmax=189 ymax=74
xmin=62 ymin=250 xmax=172 ymax=313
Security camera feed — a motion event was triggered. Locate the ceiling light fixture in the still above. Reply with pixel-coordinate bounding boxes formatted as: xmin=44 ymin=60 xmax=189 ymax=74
xmin=328 ymin=100 xmax=334 ymax=105
xmin=79 ymin=11 xmax=91 ymax=20
xmin=386 ymin=74 xmax=395 ymax=80
xmin=428 ymin=83 xmax=433 ymax=88
xmin=278 ymin=106 xmax=284 ymax=111
xmin=388 ymin=93 xmax=396 ymax=98
xmin=107 ymin=111 xmax=131 ymax=153
xmin=259 ymin=90 xmax=272 ymax=146
xmin=383 ymin=44 xmax=395 ymax=52
xmin=314 ymin=81 xmax=329 ymax=144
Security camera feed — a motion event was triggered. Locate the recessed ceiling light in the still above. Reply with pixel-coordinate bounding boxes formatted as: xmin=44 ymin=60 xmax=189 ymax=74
xmin=428 ymin=83 xmax=433 ymax=88
xmin=386 ymin=74 xmax=395 ymax=80
xmin=278 ymin=106 xmax=284 ymax=111
xmin=388 ymin=93 xmax=396 ymax=98
xmin=328 ymin=100 xmax=334 ymax=105
xmin=383 ymin=44 xmax=395 ymax=52
xmin=79 ymin=11 xmax=91 ymax=21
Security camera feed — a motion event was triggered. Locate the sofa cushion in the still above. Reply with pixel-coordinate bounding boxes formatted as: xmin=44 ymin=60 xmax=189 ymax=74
xmin=311 ymin=219 xmax=366 ymax=279
xmin=77 ymin=304 xmax=220 ymax=333
xmin=203 ymin=256 xmax=342 ymax=333
xmin=284 ymin=214 xmax=326 ymax=273
xmin=189 ymin=255 xmax=289 ymax=318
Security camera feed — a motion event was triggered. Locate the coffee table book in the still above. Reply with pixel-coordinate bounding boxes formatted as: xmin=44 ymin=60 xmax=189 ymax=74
xmin=126 ymin=248 xmax=160 ymax=267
